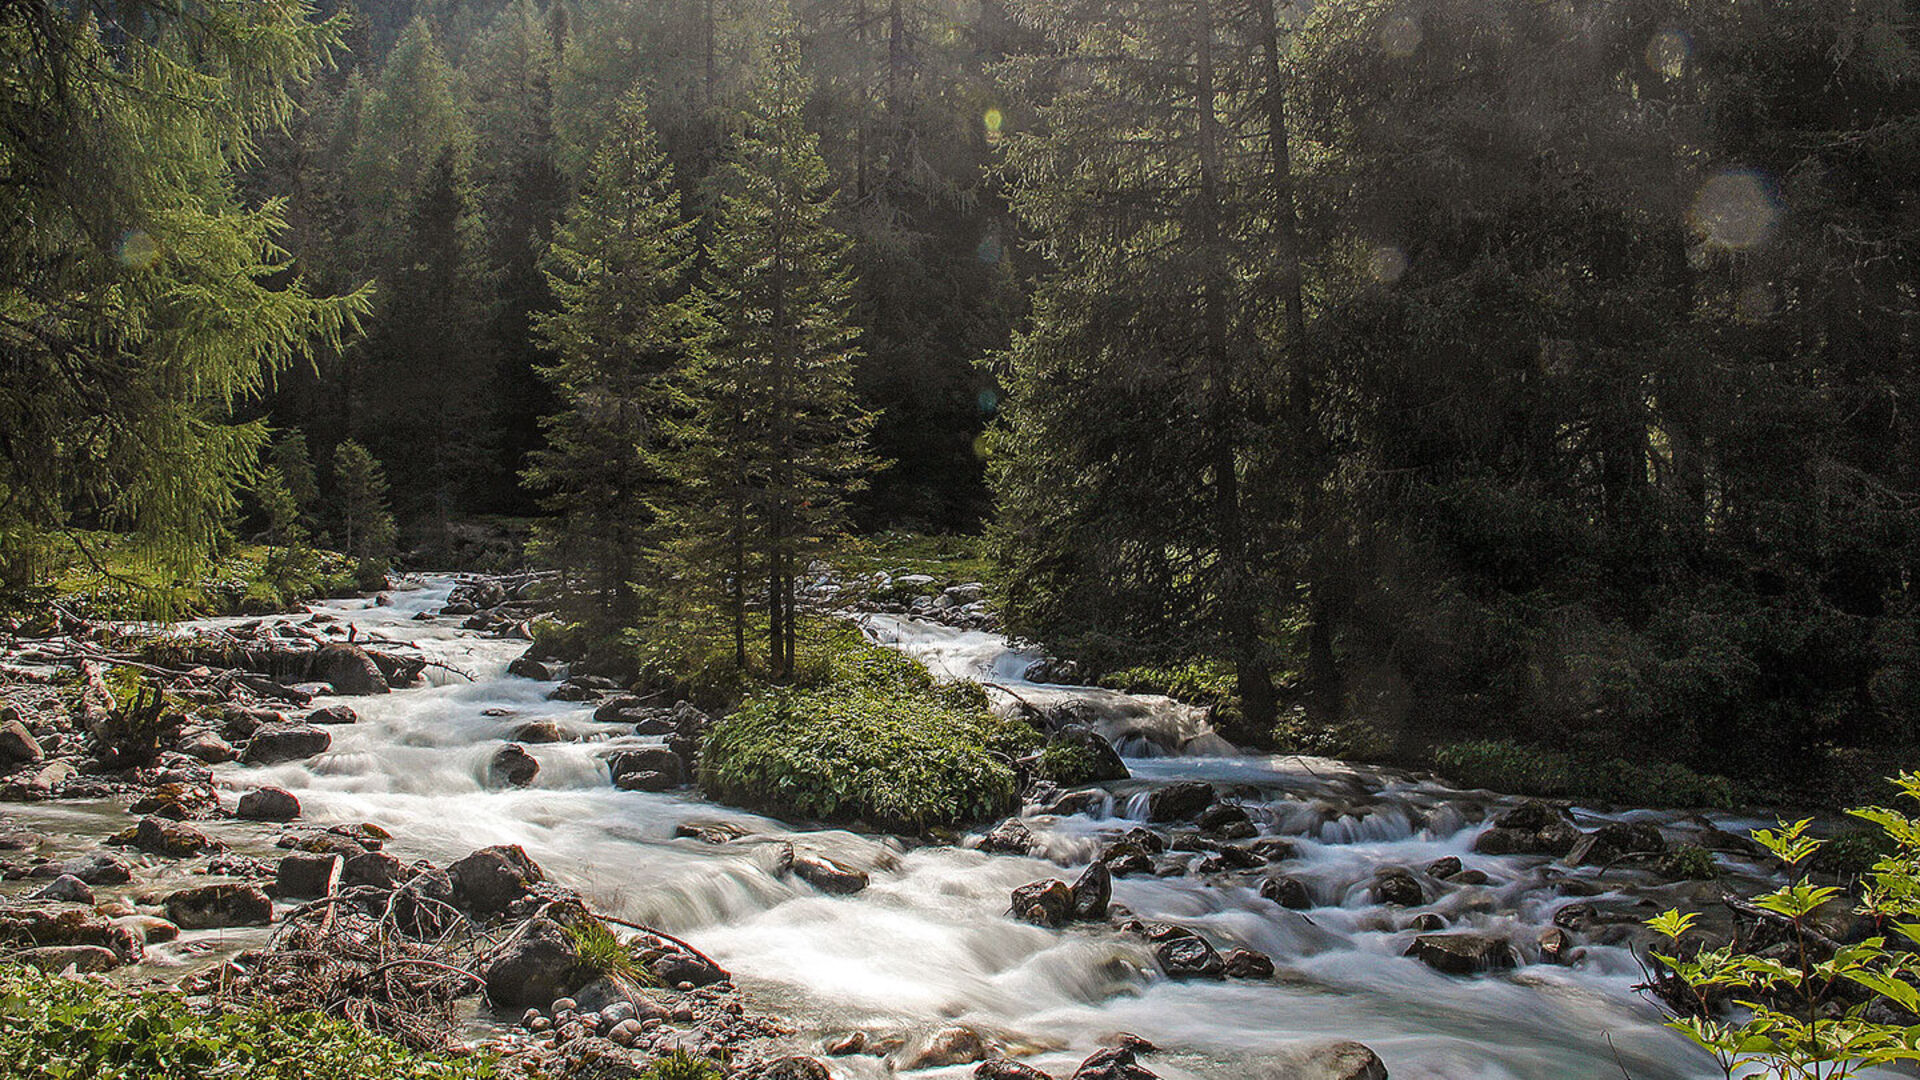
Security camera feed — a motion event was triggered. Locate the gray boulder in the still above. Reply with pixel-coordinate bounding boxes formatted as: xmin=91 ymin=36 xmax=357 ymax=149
xmin=165 ymin=883 xmax=273 ymax=929
xmin=237 ymin=787 xmax=301 ymax=821
xmin=242 ymin=723 xmax=331 ymax=766
xmin=448 ymin=844 xmax=546 ymax=914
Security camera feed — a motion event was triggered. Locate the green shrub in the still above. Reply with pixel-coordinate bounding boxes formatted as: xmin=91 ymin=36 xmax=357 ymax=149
xmin=1659 ymin=844 xmax=1719 ymax=881
xmin=0 ymin=965 xmax=494 ymax=1080
xmin=701 ymin=633 xmax=1039 ymax=832
xmin=1036 ymin=741 xmax=1109 ymax=785
xmin=563 ymin=919 xmax=646 ymax=983
xmin=1433 ymin=738 xmax=1735 ymax=808
xmin=1098 ymin=659 xmax=1237 ymax=709
xmin=1272 ymin=711 xmax=1393 ymax=761
xmin=642 ymin=1050 xmax=724 ymax=1080
xmin=1648 ymin=788 xmax=1920 ymax=1079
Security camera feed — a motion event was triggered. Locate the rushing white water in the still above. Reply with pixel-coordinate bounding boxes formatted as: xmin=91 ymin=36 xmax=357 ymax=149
xmin=188 ymin=580 xmax=1753 ymax=1079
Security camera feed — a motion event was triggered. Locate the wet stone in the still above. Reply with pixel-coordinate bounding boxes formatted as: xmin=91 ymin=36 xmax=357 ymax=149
xmin=1406 ymin=932 xmax=1516 ymax=975
xmin=1011 ymin=879 xmax=1074 ymax=928
xmin=1156 ymin=935 xmax=1226 ymax=979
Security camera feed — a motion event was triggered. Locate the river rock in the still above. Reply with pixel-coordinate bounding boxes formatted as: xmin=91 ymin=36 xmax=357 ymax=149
xmin=1071 ymin=1046 xmax=1159 ymax=1080
xmin=165 ymin=883 xmax=273 ymax=929
xmin=1427 ymin=856 xmax=1462 ymax=879
xmin=675 ymin=821 xmax=753 ymax=845
xmin=1156 ymin=935 xmax=1227 ymax=979
xmin=1043 ymin=726 xmax=1130 ymax=783
xmin=343 ymin=850 xmax=409 ymax=889
xmin=305 ymin=705 xmax=358 ymax=725
xmin=114 ymin=915 xmax=180 ymax=946
xmin=1196 ymin=802 xmax=1252 ymax=833
xmin=18 ymin=945 xmax=121 ymax=973
xmin=128 ymin=816 xmax=223 ymax=857
xmin=746 ymin=1057 xmax=833 ymax=1080
xmin=508 ymin=654 xmax=554 ymax=681
xmin=1102 ymin=840 xmax=1155 ymax=877
xmin=482 ymin=915 xmax=591 ymax=1008
xmin=901 ymin=1025 xmax=995 ymax=1070
xmin=1223 ymin=947 xmax=1276 ymax=979
xmin=650 ymin=945 xmax=728 ymax=988
xmin=1473 ymin=801 xmax=1581 ymax=856
xmin=511 ymin=720 xmax=566 ymax=744
xmin=1147 ymin=782 xmax=1214 ymax=823
xmin=178 ymin=731 xmax=238 ymax=764
xmin=314 ymin=644 xmax=389 ymax=695
xmin=975 ymin=1058 xmax=1053 ymax=1080
xmin=1261 ymin=875 xmax=1313 ymax=909
xmin=237 ymin=787 xmax=301 ymax=821
xmin=592 ymin=696 xmax=653 ymax=724
xmin=1012 ymin=879 xmax=1074 ymax=927
xmin=57 ymin=852 xmax=131 ymax=885
xmin=1370 ymin=868 xmax=1423 ymax=906
xmin=605 ymin=747 xmax=684 ymax=791
xmin=1072 ymin=860 xmax=1112 ymax=920
xmin=392 ymin=869 xmax=457 ymax=937
xmin=0 ymin=906 xmax=140 ymax=960
xmin=243 ymin=723 xmax=331 ymax=766
xmin=1280 ymin=1041 xmax=1389 ymax=1080
xmin=489 ymin=743 xmax=540 ymax=788
xmin=979 ymin=818 xmax=1037 ymax=855
xmin=547 ymin=682 xmax=598 ymax=703
xmin=1566 ymin=821 xmax=1668 ymax=867
xmin=29 ymin=874 xmax=94 ymax=904
xmin=1406 ymin=932 xmax=1516 ymax=975
xmin=130 ymin=780 xmax=220 ymax=820
xmin=276 ymin=853 xmax=342 ymax=899
xmin=448 ymin=844 xmax=546 ymax=914
xmin=791 ymin=852 xmax=869 ymax=895
xmin=0 ymin=717 xmax=46 ymax=766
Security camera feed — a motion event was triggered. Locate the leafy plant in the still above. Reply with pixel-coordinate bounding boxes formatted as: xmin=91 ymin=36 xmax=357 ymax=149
xmin=0 ymin=964 xmax=494 ymax=1080
xmin=1645 ymin=781 xmax=1920 ymax=1079
xmin=562 ymin=919 xmax=645 ymax=983
xmin=641 ymin=1049 xmax=723 ymax=1080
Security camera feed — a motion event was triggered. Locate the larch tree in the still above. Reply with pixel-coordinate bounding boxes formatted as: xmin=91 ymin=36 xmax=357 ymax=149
xmin=528 ymin=89 xmax=701 ymax=634
xmin=0 ymin=1 xmax=370 ymax=600
xmin=679 ymin=6 xmax=877 ymax=679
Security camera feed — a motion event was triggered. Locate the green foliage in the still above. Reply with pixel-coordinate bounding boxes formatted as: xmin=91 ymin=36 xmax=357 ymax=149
xmin=1035 ymin=741 xmax=1110 ymax=786
xmin=1099 ymin=661 xmax=1239 ymax=711
xmin=1433 ymin=740 xmax=1736 ymax=809
xmin=332 ymin=440 xmax=398 ymax=570
xmin=1659 ymin=845 xmax=1720 ymax=882
xmin=1271 ymin=712 xmax=1392 ymax=762
xmin=25 ymin=532 xmax=356 ymax=621
xmin=1647 ymin=785 xmax=1920 ymax=1079
xmin=700 ymin=624 xmax=1039 ymax=831
xmin=562 ymin=919 xmax=645 ymax=983
xmin=527 ymin=87 xmax=699 ymax=634
xmin=0 ymin=2 xmax=372 ymax=593
xmin=0 ymin=964 xmax=494 ymax=1080
xmin=641 ymin=1050 xmax=724 ymax=1080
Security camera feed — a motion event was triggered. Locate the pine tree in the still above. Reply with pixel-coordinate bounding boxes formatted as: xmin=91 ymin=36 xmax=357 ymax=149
xmin=270 ymin=432 xmax=321 ymax=528
xmin=332 ymin=439 xmax=397 ymax=566
xmin=678 ymin=7 xmax=877 ymax=679
xmin=527 ymin=89 xmax=701 ymax=633
xmin=0 ymin=2 xmax=370 ymax=596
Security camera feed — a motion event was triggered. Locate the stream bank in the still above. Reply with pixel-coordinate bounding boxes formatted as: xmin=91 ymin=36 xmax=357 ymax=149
xmin=0 ymin=575 xmax=1809 ymax=1079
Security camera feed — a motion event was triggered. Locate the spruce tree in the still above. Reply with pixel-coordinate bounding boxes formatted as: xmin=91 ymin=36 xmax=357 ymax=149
xmin=0 ymin=2 xmax=370 ymax=595
xmin=678 ymin=6 xmax=876 ymax=679
xmin=527 ymin=89 xmax=701 ymax=633
xmin=332 ymin=440 xmax=397 ymax=567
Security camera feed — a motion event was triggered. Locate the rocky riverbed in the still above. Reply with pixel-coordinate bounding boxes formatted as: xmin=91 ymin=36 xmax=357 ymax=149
xmin=0 ymin=575 xmax=1843 ymax=1080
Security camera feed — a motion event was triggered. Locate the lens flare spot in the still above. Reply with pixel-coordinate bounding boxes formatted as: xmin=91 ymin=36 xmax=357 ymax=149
xmin=1645 ymin=28 xmax=1691 ymax=80
xmin=984 ymin=107 xmax=1005 ymax=145
xmin=1370 ymin=245 xmax=1408 ymax=284
xmin=976 ymin=389 xmax=1000 ymax=415
xmin=1380 ymin=15 xmax=1422 ymax=58
xmin=1691 ymin=169 xmax=1780 ymax=250
xmin=972 ymin=433 xmax=992 ymax=461
xmin=976 ymin=233 xmax=1004 ymax=265
xmin=119 ymin=229 xmax=162 ymax=270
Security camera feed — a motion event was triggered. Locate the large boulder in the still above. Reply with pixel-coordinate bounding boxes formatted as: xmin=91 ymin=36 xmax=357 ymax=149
xmin=343 ymin=850 xmax=409 ymax=889
xmin=489 ymin=744 xmax=540 ymax=788
xmin=1011 ymin=879 xmax=1074 ymax=928
xmin=0 ymin=714 xmax=46 ymax=766
xmin=165 ymin=883 xmax=273 ymax=929
xmin=975 ymin=1059 xmax=1053 ymax=1080
xmin=29 ymin=875 xmax=95 ymax=905
xmin=1369 ymin=868 xmax=1424 ymax=907
xmin=1473 ymin=801 xmax=1581 ymax=857
xmin=790 ymin=852 xmax=869 ymax=895
xmin=1566 ymin=821 xmax=1668 ymax=867
xmin=507 ymin=654 xmax=554 ymax=681
xmin=1070 ymin=1046 xmax=1159 ymax=1080
xmin=1406 ymin=932 xmax=1516 ymax=975
xmin=178 ymin=731 xmax=238 ymax=764
xmin=605 ymin=747 xmax=684 ymax=792
xmin=900 ymin=1025 xmax=995 ymax=1070
xmin=1039 ymin=726 xmax=1129 ymax=784
xmin=1261 ymin=875 xmax=1313 ymax=910
xmin=276 ymin=853 xmax=342 ymax=899
xmin=1262 ymin=1042 xmax=1390 ymax=1080
xmin=237 ymin=787 xmax=301 ymax=822
xmin=0 ymin=906 xmax=140 ymax=961
xmin=978 ymin=819 xmax=1036 ymax=856
xmin=314 ymin=644 xmax=390 ymax=695
xmin=1147 ymin=781 xmax=1215 ymax=823
xmin=1071 ymin=860 xmax=1112 ymax=921
xmin=448 ymin=844 xmax=546 ymax=914
xmin=126 ymin=816 xmax=223 ymax=857
xmin=305 ymin=705 xmax=358 ymax=726
xmin=17 ymin=945 xmax=121 ymax=973
xmin=56 ymin=852 xmax=132 ymax=885
xmin=242 ymin=723 xmax=331 ymax=766
xmin=1155 ymin=935 xmax=1227 ymax=980
xmin=481 ymin=915 xmax=592 ymax=1008
xmin=511 ymin=720 xmax=566 ymax=744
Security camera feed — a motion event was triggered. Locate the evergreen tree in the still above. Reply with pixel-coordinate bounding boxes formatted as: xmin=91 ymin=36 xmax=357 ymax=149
xmin=528 ymin=89 xmax=701 ymax=633
xmin=0 ymin=1 xmax=370 ymax=597
xmin=332 ymin=439 xmax=398 ymax=566
xmin=678 ymin=7 xmax=877 ymax=679
xmin=269 ymin=432 xmax=322 ymax=527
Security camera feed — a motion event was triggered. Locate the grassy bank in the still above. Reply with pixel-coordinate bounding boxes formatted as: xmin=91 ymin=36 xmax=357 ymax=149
xmin=11 ymin=531 xmax=369 ymax=622
xmin=699 ymin=621 xmax=1040 ymax=832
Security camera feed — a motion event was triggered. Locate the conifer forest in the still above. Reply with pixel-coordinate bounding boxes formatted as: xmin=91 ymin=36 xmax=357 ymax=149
xmin=3 ymin=3 xmax=1920 ymax=1079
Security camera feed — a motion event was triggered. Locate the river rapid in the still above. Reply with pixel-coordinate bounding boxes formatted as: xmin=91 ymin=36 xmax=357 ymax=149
xmin=158 ymin=579 xmax=1767 ymax=1079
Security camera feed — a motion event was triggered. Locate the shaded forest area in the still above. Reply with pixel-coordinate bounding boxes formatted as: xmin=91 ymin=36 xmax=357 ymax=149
xmin=4 ymin=0 xmax=1919 ymax=803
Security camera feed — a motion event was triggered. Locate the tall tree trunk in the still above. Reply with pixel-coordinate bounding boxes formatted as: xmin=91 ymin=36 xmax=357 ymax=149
xmin=1195 ymin=0 xmax=1277 ymax=733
